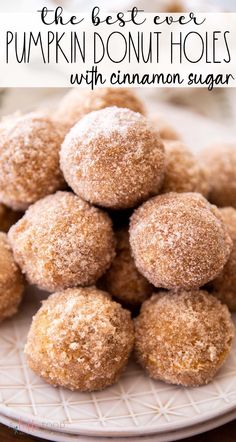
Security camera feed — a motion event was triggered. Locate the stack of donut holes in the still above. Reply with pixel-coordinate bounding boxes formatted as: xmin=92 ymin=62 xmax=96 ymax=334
xmin=0 ymin=88 xmax=235 ymax=392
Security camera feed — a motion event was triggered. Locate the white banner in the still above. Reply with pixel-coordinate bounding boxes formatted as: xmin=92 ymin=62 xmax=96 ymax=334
xmin=0 ymin=8 xmax=235 ymax=88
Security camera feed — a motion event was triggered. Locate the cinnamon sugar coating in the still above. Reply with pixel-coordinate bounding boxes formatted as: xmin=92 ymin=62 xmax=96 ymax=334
xmin=150 ymin=114 xmax=181 ymax=141
xmin=25 ymin=287 xmax=134 ymax=391
xmin=199 ymin=143 xmax=236 ymax=208
xmin=0 ymin=233 xmax=24 ymax=322
xmin=134 ymin=289 xmax=234 ymax=387
xmin=0 ymin=113 xmax=65 ymax=210
xmin=60 ymin=107 xmax=165 ymax=210
xmin=161 ymin=141 xmax=209 ymax=196
xmin=130 ymin=193 xmax=232 ymax=290
xmin=208 ymin=207 xmax=236 ymax=311
xmin=8 ymin=192 xmax=115 ymax=292
xmin=100 ymin=229 xmax=153 ymax=307
xmin=0 ymin=204 xmax=21 ymax=232
xmin=166 ymin=1 xmax=184 ymax=13
xmin=55 ymin=88 xmax=145 ymax=128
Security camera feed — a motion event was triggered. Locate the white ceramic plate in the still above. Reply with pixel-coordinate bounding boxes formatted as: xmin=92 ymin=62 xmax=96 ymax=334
xmin=1 ymin=407 xmax=236 ymax=442
xmin=0 ymin=95 xmax=236 ymax=438
xmin=0 ymin=291 xmax=236 ymax=440
xmin=1 ymin=290 xmax=236 ymax=438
